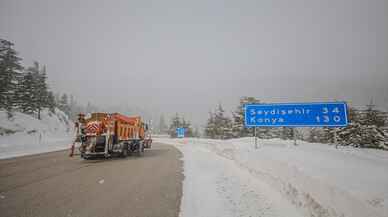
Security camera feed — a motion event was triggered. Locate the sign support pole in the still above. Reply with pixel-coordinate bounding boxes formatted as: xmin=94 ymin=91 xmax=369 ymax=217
xmin=293 ymin=128 xmax=297 ymax=146
xmin=254 ymin=127 xmax=258 ymax=149
xmin=334 ymin=129 xmax=338 ymax=149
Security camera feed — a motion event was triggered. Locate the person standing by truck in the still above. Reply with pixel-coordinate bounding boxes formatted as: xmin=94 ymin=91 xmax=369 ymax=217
xmin=69 ymin=113 xmax=86 ymax=157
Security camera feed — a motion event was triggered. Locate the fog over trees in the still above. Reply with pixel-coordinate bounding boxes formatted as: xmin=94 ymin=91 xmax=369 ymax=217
xmin=1 ymin=0 xmax=387 ymax=128
xmin=1 ymin=0 xmax=387 ymax=147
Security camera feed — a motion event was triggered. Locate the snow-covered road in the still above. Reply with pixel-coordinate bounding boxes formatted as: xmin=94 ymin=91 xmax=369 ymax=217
xmin=157 ymin=138 xmax=388 ymax=217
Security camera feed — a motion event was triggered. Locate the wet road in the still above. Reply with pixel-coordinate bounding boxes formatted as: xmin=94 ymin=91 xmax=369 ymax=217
xmin=0 ymin=143 xmax=183 ymax=217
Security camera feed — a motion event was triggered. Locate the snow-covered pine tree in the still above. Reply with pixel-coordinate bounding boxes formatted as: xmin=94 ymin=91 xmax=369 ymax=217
xmin=306 ymin=127 xmax=339 ymax=144
xmin=337 ymin=105 xmax=388 ymax=149
xmin=16 ymin=62 xmax=51 ymax=119
xmin=337 ymin=106 xmax=359 ymax=146
xmin=337 ymin=122 xmax=361 ymax=146
xmin=256 ymin=127 xmax=269 ymax=139
xmin=281 ymin=127 xmax=294 ymax=140
xmin=27 ymin=62 xmax=40 ymax=114
xmin=307 ymin=127 xmax=328 ymax=143
xmin=181 ymin=117 xmax=194 ymax=137
xmin=58 ymin=93 xmax=71 ymax=116
xmin=307 ymin=128 xmax=318 ymax=143
xmin=205 ymin=111 xmax=216 ymax=139
xmin=255 ymin=127 xmax=282 ymax=139
xmin=193 ymin=126 xmax=201 ymax=138
xmin=54 ymin=93 xmax=61 ymax=105
xmin=168 ymin=113 xmax=181 ymax=138
xmin=34 ymin=64 xmax=49 ymax=119
xmin=16 ymin=71 xmax=36 ymax=114
xmin=158 ymin=114 xmax=168 ymax=134
xmin=0 ymin=39 xmax=23 ymax=118
xmin=357 ymin=102 xmax=388 ymax=149
xmin=213 ymin=103 xmax=233 ymax=139
xmin=67 ymin=95 xmax=87 ymax=120
xmin=232 ymin=96 xmax=260 ymax=137
xmin=363 ymin=102 xmax=385 ymax=127
xmin=46 ymin=91 xmax=56 ymax=113
xmin=68 ymin=94 xmax=77 ymax=119
xmin=382 ymin=112 xmax=388 ymax=137
xmin=319 ymin=127 xmax=335 ymax=144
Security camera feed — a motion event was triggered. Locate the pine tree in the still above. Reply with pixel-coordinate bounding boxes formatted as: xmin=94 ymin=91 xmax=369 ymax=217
xmin=58 ymin=93 xmax=71 ymax=115
xmin=307 ymin=127 xmax=328 ymax=143
xmin=337 ymin=122 xmax=361 ymax=146
xmin=232 ymin=96 xmax=261 ymax=137
xmin=0 ymin=39 xmax=23 ymax=118
xmin=193 ymin=126 xmax=201 ymax=138
xmin=46 ymin=91 xmax=56 ymax=113
xmin=67 ymin=95 xmax=84 ymax=120
xmin=54 ymin=93 xmax=61 ymax=105
xmin=336 ymin=107 xmax=358 ymax=145
xmin=34 ymin=64 xmax=49 ymax=119
xmin=16 ymin=71 xmax=36 ymax=114
xmin=281 ymin=127 xmax=294 ymax=140
xmin=158 ymin=114 xmax=168 ymax=134
xmin=181 ymin=117 xmax=194 ymax=137
xmin=28 ymin=62 xmax=40 ymax=114
xmin=205 ymin=111 xmax=216 ymax=139
xmin=362 ymin=102 xmax=385 ymax=127
xmin=17 ymin=62 xmax=49 ymax=119
xmin=357 ymin=103 xmax=387 ymax=149
xmin=307 ymin=128 xmax=318 ymax=143
xmin=337 ymin=105 xmax=388 ymax=149
xmin=168 ymin=113 xmax=181 ymax=138
xmin=212 ymin=104 xmax=233 ymax=139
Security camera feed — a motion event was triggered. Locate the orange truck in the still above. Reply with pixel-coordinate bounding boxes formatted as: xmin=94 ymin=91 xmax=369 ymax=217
xmin=75 ymin=113 xmax=152 ymax=159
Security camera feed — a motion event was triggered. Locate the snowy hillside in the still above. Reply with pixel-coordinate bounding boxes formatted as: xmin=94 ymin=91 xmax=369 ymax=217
xmin=0 ymin=108 xmax=74 ymax=159
xmin=157 ymin=138 xmax=388 ymax=217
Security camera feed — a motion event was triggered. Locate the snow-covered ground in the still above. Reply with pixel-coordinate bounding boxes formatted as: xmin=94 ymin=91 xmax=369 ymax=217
xmin=0 ymin=109 xmax=74 ymax=159
xmin=156 ymin=137 xmax=388 ymax=217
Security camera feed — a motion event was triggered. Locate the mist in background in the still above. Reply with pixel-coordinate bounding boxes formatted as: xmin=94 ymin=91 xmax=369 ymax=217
xmin=1 ymin=0 xmax=387 ymax=126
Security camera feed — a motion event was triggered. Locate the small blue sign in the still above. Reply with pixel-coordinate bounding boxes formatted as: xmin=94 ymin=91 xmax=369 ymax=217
xmin=176 ymin=128 xmax=185 ymax=138
xmin=244 ymin=102 xmax=348 ymax=127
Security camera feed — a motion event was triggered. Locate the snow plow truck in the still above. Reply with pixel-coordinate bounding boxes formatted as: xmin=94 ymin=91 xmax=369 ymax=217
xmin=75 ymin=113 xmax=152 ymax=159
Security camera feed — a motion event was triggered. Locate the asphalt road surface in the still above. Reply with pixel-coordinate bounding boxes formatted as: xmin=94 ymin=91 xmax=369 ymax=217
xmin=0 ymin=143 xmax=183 ymax=217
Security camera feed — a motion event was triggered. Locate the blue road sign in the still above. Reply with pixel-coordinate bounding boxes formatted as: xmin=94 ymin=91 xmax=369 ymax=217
xmin=176 ymin=128 xmax=185 ymax=138
xmin=244 ymin=102 xmax=348 ymax=127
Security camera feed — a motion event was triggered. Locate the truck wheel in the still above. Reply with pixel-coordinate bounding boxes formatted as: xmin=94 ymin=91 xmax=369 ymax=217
xmin=122 ymin=144 xmax=128 ymax=158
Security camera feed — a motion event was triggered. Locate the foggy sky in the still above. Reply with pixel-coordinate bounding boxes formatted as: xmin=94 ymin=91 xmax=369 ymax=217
xmin=1 ymin=0 xmax=387 ymax=126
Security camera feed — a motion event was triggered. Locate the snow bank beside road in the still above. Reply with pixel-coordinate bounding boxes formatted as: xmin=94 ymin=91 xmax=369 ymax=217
xmin=0 ymin=109 xmax=74 ymax=159
xmin=172 ymin=140 xmax=302 ymax=217
xmin=157 ymin=138 xmax=388 ymax=217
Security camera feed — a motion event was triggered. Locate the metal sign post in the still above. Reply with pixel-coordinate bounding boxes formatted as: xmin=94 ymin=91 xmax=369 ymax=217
xmin=293 ymin=128 xmax=297 ymax=146
xmin=254 ymin=127 xmax=258 ymax=149
xmin=333 ymin=128 xmax=338 ymax=149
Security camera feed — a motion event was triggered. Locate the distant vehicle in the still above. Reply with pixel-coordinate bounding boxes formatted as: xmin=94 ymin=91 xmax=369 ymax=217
xmin=75 ymin=113 xmax=152 ymax=159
